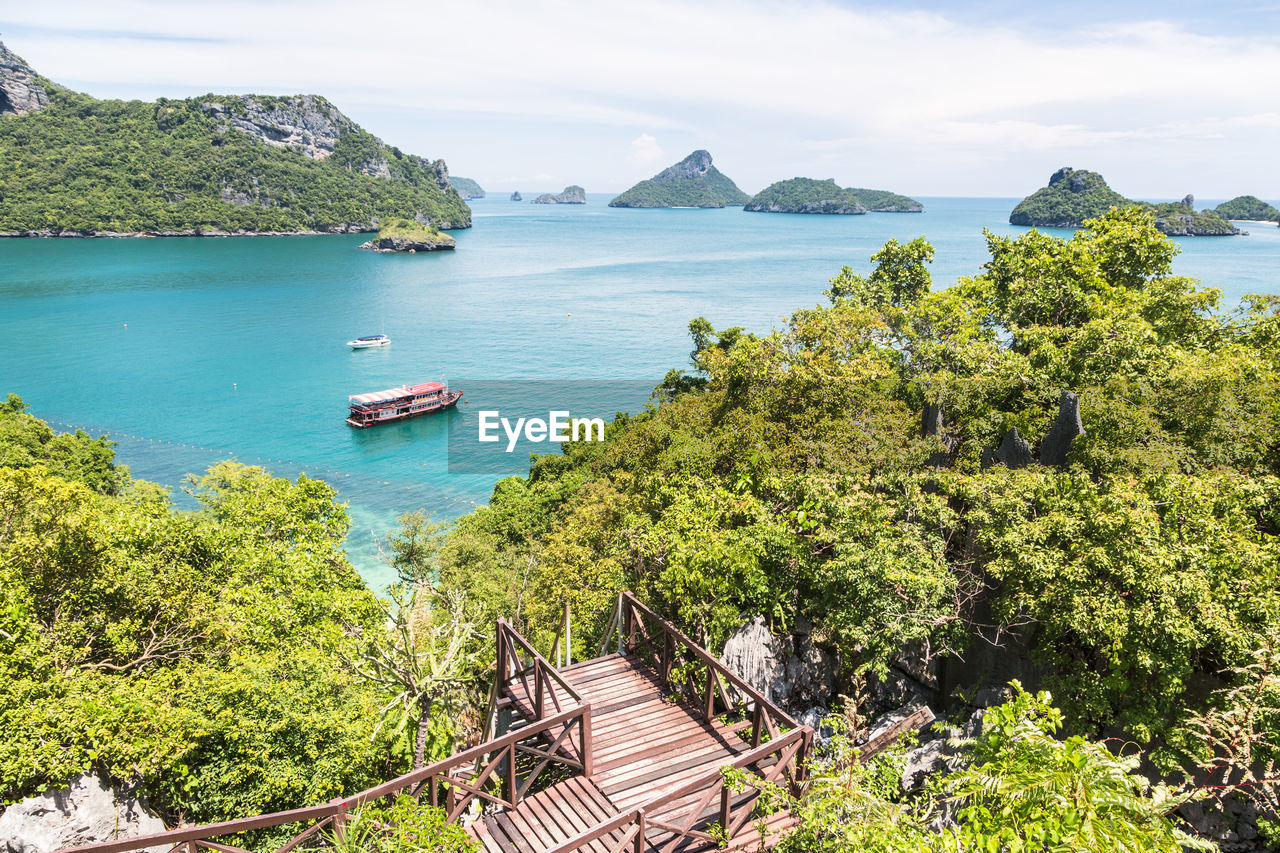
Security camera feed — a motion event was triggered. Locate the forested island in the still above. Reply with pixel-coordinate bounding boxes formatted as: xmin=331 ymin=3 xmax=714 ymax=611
xmin=0 ymin=41 xmax=470 ymax=236
xmin=1214 ymin=195 xmax=1280 ymax=222
xmin=448 ymin=177 xmax=485 ymax=199
xmin=1010 ymin=167 xmax=1242 ymax=235
xmin=531 ymin=185 xmax=586 ymax=204
xmin=745 ymin=177 xmax=923 ymax=214
xmin=608 ymin=150 xmax=750 ymax=208
xmin=5 ymin=207 xmax=1280 ymax=852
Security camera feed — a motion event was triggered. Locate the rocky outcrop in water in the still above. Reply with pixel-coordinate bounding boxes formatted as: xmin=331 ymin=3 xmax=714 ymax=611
xmin=0 ymin=773 xmax=167 ymax=853
xmin=510 ymin=191 xmax=522 ymax=201
xmin=0 ymin=41 xmax=50 ymax=116
xmin=532 ymin=185 xmax=586 ymax=204
xmin=359 ymin=232 xmax=456 ymax=253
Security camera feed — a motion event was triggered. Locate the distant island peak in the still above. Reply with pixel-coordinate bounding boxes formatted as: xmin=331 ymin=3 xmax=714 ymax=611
xmin=609 ymin=150 xmax=750 ymax=208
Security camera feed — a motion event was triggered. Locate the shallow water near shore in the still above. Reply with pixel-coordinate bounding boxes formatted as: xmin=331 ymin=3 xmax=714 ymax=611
xmin=1 ymin=195 xmax=1276 ymax=590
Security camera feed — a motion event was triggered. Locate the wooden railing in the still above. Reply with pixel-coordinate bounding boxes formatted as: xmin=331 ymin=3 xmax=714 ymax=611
xmin=606 ymin=591 xmax=804 ymax=754
xmin=64 ymin=622 xmax=592 ymax=853
xmin=546 ymin=726 xmax=810 ymax=853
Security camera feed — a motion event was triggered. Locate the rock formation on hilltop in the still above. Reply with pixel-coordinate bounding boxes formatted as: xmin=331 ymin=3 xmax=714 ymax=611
xmin=1009 ymin=167 xmax=1131 ymax=228
xmin=0 ymin=42 xmax=49 ymax=115
xmin=532 ymin=185 xmax=586 ymax=204
xmin=609 ymin=150 xmax=750 ymax=208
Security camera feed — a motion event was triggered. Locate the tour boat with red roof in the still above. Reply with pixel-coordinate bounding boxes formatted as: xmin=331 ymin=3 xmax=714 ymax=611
xmin=346 ymin=381 xmax=462 ymax=427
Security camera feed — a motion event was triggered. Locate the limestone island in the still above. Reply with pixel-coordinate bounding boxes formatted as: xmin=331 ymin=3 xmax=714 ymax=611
xmin=532 ymin=185 xmax=586 ymax=204
xmin=1212 ymin=195 xmax=1280 ymax=223
xmin=358 ymin=218 xmax=456 ymax=253
xmin=1010 ymin=167 xmax=1241 ymax=236
xmin=745 ymin=178 xmax=923 ymax=214
xmin=609 ymin=150 xmax=749 ymax=208
xmin=449 ymin=177 xmax=485 ymax=199
xmin=510 ymin=191 xmax=522 ymax=201
xmin=0 ymin=40 xmax=470 ymax=237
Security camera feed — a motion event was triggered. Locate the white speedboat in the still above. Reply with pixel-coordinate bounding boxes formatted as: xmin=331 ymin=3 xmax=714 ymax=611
xmin=347 ymin=334 xmax=391 ymax=349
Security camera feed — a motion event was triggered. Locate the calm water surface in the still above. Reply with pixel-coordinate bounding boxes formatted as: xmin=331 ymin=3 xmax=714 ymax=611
xmin=1 ymin=195 xmax=1276 ymax=589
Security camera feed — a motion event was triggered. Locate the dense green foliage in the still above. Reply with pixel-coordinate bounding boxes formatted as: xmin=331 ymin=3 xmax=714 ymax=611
xmin=375 ymin=218 xmax=455 ymax=246
xmin=0 ymin=393 xmax=127 ymax=495
xmin=432 ymin=207 xmax=1280 ymax=764
xmin=609 ymin=150 xmax=750 ymax=208
xmin=745 ymin=178 xmax=869 ymax=214
xmin=761 ymin=685 xmax=1203 ymax=852
xmin=0 ymin=406 xmax=407 ymax=845
xmin=1212 ymin=195 xmax=1280 ymax=222
xmin=0 ymin=82 xmax=471 ymax=234
xmin=447 ymin=177 xmax=485 ymax=199
xmin=1009 ymin=167 xmax=1131 ymax=227
xmin=327 ymin=795 xmax=476 ymax=853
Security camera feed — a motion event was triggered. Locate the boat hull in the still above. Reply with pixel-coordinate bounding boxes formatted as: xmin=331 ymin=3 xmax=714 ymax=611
xmin=346 ymin=390 xmax=462 ymax=428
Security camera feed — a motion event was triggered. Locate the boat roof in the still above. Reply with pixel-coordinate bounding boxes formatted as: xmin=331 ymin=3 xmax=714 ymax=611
xmin=349 ymin=381 xmax=445 ymax=404
xmin=353 ymin=334 xmax=388 ymax=341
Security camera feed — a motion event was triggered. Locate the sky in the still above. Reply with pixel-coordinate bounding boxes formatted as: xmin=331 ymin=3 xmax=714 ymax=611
xmin=2 ymin=0 xmax=1279 ymax=198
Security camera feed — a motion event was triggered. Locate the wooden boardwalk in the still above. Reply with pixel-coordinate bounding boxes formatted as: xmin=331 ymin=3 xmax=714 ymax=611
xmin=63 ymin=593 xmax=812 ymax=853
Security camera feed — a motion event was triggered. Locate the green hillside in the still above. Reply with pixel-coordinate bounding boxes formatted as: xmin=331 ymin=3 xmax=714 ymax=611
xmin=609 ymin=150 xmax=750 ymax=208
xmin=0 ymin=41 xmax=470 ymax=235
xmin=1213 ymin=195 xmax=1280 ymax=222
xmin=448 ymin=176 xmax=485 ymax=199
xmin=745 ymin=177 xmax=923 ymax=214
xmin=745 ymin=178 xmax=867 ymax=214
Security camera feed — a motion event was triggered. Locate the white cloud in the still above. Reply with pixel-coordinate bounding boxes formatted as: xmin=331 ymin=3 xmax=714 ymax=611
xmin=628 ymin=133 xmax=663 ymax=164
xmin=4 ymin=1 xmax=1279 ymax=194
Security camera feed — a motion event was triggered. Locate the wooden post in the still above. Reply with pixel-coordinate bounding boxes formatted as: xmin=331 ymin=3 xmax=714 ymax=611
xmin=704 ymin=666 xmax=715 ymax=720
xmin=751 ymin=702 xmax=763 ymax=749
xmin=719 ymin=785 xmax=731 ymax=840
xmin=635 ymin=811 xmax=646 ymax=853
xmin=564 ymin=601 xmax=572 ymax=667
xmin=581 ymin=704 xmax=594 ymax=777
xmin=615 ymin=594 xmax=625 ymax=655
xmin=496 ymin=621 xmax=507 ymax=695
xmin=535 ymin=661 xmax=545 ymax=720
xmin=661 ymin=633 xmax=674 ymax=685
xmin=624 ymin=600 xmax=635 ymax=653
xmin=506 ymin=744 xmax=518 ymax=806
xmin=333 ymin=800 xmax=348 ymax=843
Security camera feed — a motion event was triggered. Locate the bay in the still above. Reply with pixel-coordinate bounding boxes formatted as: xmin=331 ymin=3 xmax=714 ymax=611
xmin=1 ymin=195 xmax=1276 ymax=590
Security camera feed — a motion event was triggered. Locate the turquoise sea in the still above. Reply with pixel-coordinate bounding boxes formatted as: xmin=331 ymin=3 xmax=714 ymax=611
xmin=2 ymin=195 xmax=1277 ymax=589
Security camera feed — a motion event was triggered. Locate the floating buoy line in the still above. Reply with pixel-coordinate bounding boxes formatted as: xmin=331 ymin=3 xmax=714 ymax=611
xmin=41 ymin=419 xmax=484 ymax=510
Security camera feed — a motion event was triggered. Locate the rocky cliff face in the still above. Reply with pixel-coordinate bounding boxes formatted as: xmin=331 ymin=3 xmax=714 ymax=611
xmin=655 ymin=149 xmax=714 ymax=182
xmin=200 ymin=95 xmax=355 ymax=161
xmin=532 ymin=185 xmax=586 ymax=204
xmin=0 ymin=41 xmax=50 ymax=116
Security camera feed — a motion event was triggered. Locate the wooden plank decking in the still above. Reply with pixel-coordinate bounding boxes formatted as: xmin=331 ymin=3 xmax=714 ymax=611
xmin=474 ymin=651 xmax=798 ymax=853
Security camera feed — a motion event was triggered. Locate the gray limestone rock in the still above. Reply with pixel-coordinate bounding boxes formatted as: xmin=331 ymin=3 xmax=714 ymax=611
xmin=720 ymin=615 xmax=838 ymax=710
xmin=0 ymin=773 xmax=167 ymax=853
xmin=1040 ymin=391 xmax=1085 ymax=467
xmin=510 ymin=191 xmax=523 ymax=201
xmin=993 ymin=427 xmax=1034 ymax=469
xmin=0 ymin=41 xmax=50 ymax=116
